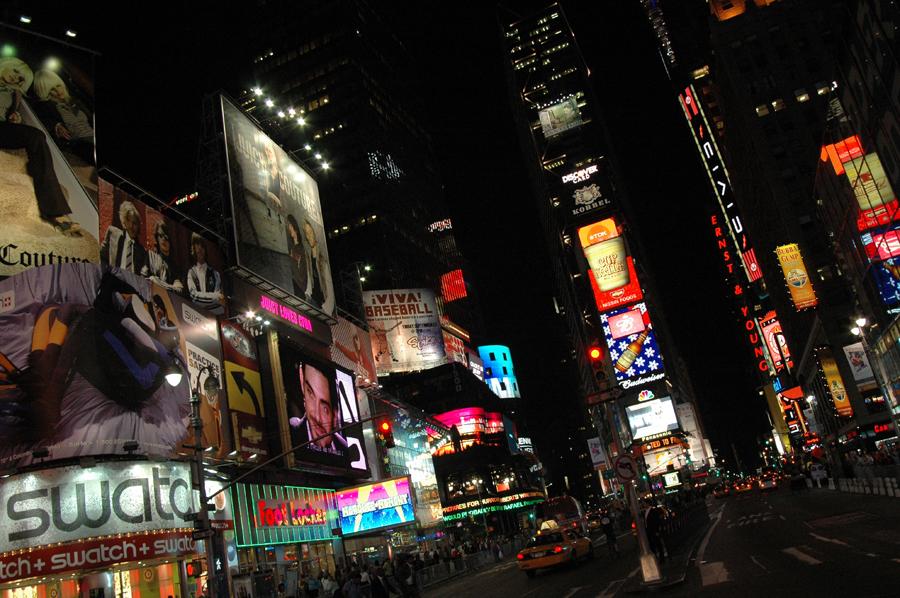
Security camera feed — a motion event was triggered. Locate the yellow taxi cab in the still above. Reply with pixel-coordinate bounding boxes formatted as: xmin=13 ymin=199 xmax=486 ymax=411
xmin=516 ymin=525 xmax=594 ymax=577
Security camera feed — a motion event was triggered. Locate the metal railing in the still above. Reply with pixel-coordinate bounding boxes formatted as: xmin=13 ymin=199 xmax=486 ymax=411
xmin=413 ymin=537 xmax=527 ymax=589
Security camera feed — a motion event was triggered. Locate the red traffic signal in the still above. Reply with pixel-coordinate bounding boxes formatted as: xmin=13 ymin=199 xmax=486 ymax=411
xmin=376 ymin=418 xmax=395 ymax=448
xmin=588 ymin=346 xmax=603 ymax=361
xmin=186 ymin=559 xmax=203 ymax=578
xmin=588 ymin=345 xmax=609 ymax=390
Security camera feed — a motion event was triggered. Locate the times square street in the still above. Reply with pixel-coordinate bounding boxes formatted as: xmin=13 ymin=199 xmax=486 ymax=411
xmin=424 ymin=487 xmax=900 ymax=598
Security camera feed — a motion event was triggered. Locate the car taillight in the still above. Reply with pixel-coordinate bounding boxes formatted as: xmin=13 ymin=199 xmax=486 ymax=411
xmin=517 ymin=553 xmax=525 ymax=561
xmin=553 ymin=545 xmax=564 ymax=554
xmin=631 ymin=522 xmax=636 ymax=530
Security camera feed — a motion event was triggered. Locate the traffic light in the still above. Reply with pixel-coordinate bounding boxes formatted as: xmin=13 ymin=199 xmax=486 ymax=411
xmin=588 ymin=345 xmax=609 ymax=391
xmin=376 ymin=417 xmax=395 ymax=448
xmin=186 ymin=560 xmax=203 ymax=578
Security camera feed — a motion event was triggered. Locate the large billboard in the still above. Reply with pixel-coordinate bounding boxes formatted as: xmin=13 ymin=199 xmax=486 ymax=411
xmin=538 ymin=95 xmax=582 ymax=139
xmin=220 ymin=320 xmax=268 ymax=458
xmin=775 ymin=243 xmax=817 ymax=310
xmin=846 ymin=153 xmax=898 ymax=231
xmin=578 ymin=218 xmax=644 ymax=311
xmin=335 ymin=476 xmax=415 ymax=536
xmin=559 ymin=159 xmax=614 ymax=222
xmin=221 ymin=96 xmax=334 ymax=315
xmin=330 ymin=315 xmax=377 ymax=386
xmin=363 ymin=288 xmax=446 ymax=374
xmin=99 ymin=178 xmax=226 ymax=312
xmin=0 ymin=263 xmax=230 ymax=466
xmin=625 ymin=395 xmax=679 ymax=441
xmin=599 ymin=302 xmax=665 ymax=389
xmin=819 ymin=347 xmax=853 ymax=417
xmin=279 ymin=343 xmax=368 ymax=473
xmin=0 ymin=26 xmax=99 ymax=275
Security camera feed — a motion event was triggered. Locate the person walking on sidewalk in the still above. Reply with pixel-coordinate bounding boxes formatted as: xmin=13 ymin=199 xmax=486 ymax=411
xmin=645 ymin=504 xmax=669 ymax=563
xmin=601 ymin=511 xmax=619 ymax=557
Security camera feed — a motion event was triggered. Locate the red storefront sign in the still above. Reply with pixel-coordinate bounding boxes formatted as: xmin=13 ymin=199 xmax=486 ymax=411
xmin=0 ymin=530 xmax=195 ymax=585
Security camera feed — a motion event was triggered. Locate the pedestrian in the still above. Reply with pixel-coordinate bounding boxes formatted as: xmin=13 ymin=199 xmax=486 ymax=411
xmin=601 ymin=512 xmax=618 ymax=557
xmin=342 ymin=571 xmax=363 ymax=598
xmin=307 ymin=572 xmax=322 ymax=598
xmin=321 ymin=573 xmax=338 ymax=598
xmin=645 ymin=504 xmax=668 ymax=563
xmin=359 ymin=566 xmax=372 ymax=598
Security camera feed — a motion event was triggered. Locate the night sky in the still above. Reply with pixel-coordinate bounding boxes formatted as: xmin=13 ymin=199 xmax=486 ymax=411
xmin=7 ymin=1 xmax=769 ymax=473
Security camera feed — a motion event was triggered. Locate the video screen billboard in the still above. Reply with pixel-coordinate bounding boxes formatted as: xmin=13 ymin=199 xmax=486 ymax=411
xmin=280 ymin=344 xmax=367 ymax=473
xmin=99 ymin=178 xmax=226 ymax=312
xmin=626 ymin=396 xmax=679 ymax=441
xmin=600 ymin=302 xmax=664 ymax=388
xmin=363 ymin=288 xmax=446 ymax=374
xmin=335 ymin=476 xmax=415 ymax=536
xmin=538 ymin=95 xmax=582 ymax=139
xmin=221 ymin=96 xmax=334 ymax=315
xmin=0 ymin=263 xmax=230 ymax=466
xmin=578 ymin=218 xmax=643 ymax=311
xmin=0 ymin=26 xmax=99 ymax=275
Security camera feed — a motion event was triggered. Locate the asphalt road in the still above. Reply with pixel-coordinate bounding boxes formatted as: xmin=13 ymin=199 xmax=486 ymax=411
xmin=424 ymin=485 xmax=900 ymax=598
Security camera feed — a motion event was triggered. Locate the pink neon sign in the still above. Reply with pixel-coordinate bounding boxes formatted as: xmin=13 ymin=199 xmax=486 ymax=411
xmin=259 ymin=296 xmax=313 ymax=332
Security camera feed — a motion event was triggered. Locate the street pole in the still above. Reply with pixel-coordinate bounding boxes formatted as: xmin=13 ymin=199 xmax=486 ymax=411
xmin=190 ymin=391 xmax=221 ymax=598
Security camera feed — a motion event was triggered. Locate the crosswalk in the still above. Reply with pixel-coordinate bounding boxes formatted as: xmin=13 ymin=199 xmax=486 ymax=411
xmin=699 ymin=546 xmax=825 ymax=588
xmin=726 ymin=512 xmax=775 ymax=528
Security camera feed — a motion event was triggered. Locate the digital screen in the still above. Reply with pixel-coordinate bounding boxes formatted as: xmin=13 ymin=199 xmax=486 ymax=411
xmin=538 ymin=95 xmax=582 ymax=139
xmin=335 ymin=477 xmax=415 ymax=536
xmin=663 ymin=472 xmax=681 ymax=488
xmin=758 ymin=311 xmax=792 ymax=372
xmin=626 ymin=396 xmax=679 ymax=441
xmin=846 ymin=153 xmax=899 ymax=232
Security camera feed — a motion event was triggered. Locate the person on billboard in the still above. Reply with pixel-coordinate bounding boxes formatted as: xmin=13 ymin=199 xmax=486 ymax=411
xmin=187 ymin=233 xmax=224 ymax=306
xmin=261 ymin=137 xmax=284 ymax=211
xmin=335 ymin=332 xmax=376 ymax=383
xmin=100 ymin=200 xmax=148 ymax=274
xmin=144 ymin=221 xmax=184 ymax=292
xmin=286 ymin=214 xmax=309 ymax=297
xmin=301 ymin=218 xmax=333 ymax=313
xmin=32 ymin=69 xmax=95 ymax=168
xmin=289 ymin=361 xmax=348 ymax=455
xmin=0 ymin=57 xmax=83 ymax=237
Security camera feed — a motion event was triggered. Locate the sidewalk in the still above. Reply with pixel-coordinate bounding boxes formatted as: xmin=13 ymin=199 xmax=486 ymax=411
xmin=622 ymin=514 xmax=713 ymax=593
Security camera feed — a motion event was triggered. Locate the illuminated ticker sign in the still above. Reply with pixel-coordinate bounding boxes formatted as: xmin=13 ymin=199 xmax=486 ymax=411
xmin=680 ymin=85 xmax=761 ymax=284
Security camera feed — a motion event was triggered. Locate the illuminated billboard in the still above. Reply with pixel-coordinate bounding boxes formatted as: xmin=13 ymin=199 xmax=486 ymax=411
xmin=600 ymin=302 xmax=665 ymax=389
xmin=221 ymin=96 xmax=334 ymax=315
xmin=819 ymin=347 xmax=853 ymax=417
xmin=560 ymin=160 xmax=614 ymax=221
xmin=363 ymin=288 xmax=446 ymax=374
xmin=330 ymin=315 xmax=377 ymax=387
xmin=578 ymin=218 xmax=644 ymax=311
xmin=99 ymin=178 xmax=226 ymax=312
xmin=846 ymin=153 xmax=898 ymax=231
xmin=626 ymin=396 xmax=679 ymax=441
xmin=232 ymin=483 xmax=336 ymax=547
xmin=538 ymin=95 xmax=582 ymax=139
xmin=0 ymin=264 xmax=231 ymax=467
xmin=607 ymin=307 xmax=646 ymax=340
xmin=441 ymin=269 xmax=468 ymax=302
xmin=0 ymin=27 xmax=100 ymax=276
xmin=843 ymin=342 xmax=876 ymax=385
xmin=280 ymin=345 xmax=368 ymax=474
xmin=758 ymin=310 xmax=792 ymax=372
xmin=820 ymin=135 xmax=864 ymax=175
xmin=863 ymin=223 xmax=900 ymax=261
xmin=775 ymin=244 xmax=817 ymax=310
xmin=335 ymin=476 xmax=415 ymax=536
xmin=220 ymin=320 xmax=268 ymax=458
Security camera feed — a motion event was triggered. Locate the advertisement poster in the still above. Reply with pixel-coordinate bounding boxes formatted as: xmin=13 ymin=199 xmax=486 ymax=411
xmin=335 ymin=477 xmax=415 ymax=536
xmin=0 ymin=26 xmax=99 ymax=276
xmin=221 ymin=96 xmax=335 ymax=315
xmin=363 ymin=288 xmax=446 ymax=374
xmin=220 ymin=320 xmax=268 ymax=458
xmin=870 ymin=260 xmax=900 ymax=308
xmin=559 ymin=159 xmax=614 ymax=222
xmin=625 ymin=396 xmax=679 ymax=441
xmin=443 ymin=329 xmax=468 ymax=366
xmin=758 ymin=311 xmax=792 ymax=371
xmin=330 ymin=315 xmax=377 ymax=386
xmin=846 ymin=153 xmax=898 ymax=231
xmin=775 ymin=244 xmax=817 ymax=310
xmin=820 ymin=348 xmax=853 ymax=417
xmin=0 ymin=263 xmax=234 ymax=466
xmin=578 ymin=218 xmax=644 ymax=312
xmin=281 ymin=346 xmax=366 ymax=473
xmin=232 ymin=483 xmax=337 ymax=547
xmin=587 ymin=437 xmax=607 ymax=469
xmin=863 ymin=223 xmax=900 ymax=262
xmin=99 ymin=179 xmax=226 ymax=312
xmin=843 ymin=342 xmax=876 ymax=386
xmin=538 ymin=95 xmax=582 ymax=139
xmin=600 ymin=302 xmax=664 ymax=388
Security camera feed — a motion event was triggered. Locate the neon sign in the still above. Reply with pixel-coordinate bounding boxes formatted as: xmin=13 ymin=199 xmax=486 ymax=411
xmin=259 ymin=296 xmax=313 ymax=332
xmin=257 ymin=500 xmax=328 ymax=528
xmin=562 ymin=165 xmax=598 ymax=184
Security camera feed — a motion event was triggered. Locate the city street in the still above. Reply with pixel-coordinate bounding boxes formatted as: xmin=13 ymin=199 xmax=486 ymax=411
xmin=424 ymin=487 xmax=900 ymax=598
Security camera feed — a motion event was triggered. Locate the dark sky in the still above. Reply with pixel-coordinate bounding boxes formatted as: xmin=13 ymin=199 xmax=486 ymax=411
xmin=7 ymin=1 xmax=770 ymax=473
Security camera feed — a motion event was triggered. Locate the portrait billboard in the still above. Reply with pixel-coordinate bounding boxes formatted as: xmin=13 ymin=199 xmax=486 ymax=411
xmin=220 ymin=320 xmax=268 ymax=458
xmin=99 ymin=178 xmax=226 ymax=312
xmin=0 ymin=25 xmax=99 ymax=276
xmin=221 ymin=96 xmax=334 ymax=315
xmin=335 ymin=476 xmax=415 ymax=536
xmin=843 ymin=342 xmax=876 ymax=386
xmin=819 ymin=347 xmax=853 ymax=418
xmin=625 ymin=396 xmax=679 ymax=441
xmin=330 ymin=315 xmax=377 ymax=386
xmin=538 ymin=95 xmax=582 ymax=139
xmin=578 ymin=218 xmax=643 ymax=312
xmin=280 ymin=344 xmax=367 ymax=473
xmin=363 ymin=288 xmax=446 ymax=374
xmin=0 ymin=263 xmax=230 ymax=467
xmin=775 ymin=244 xmax=817 ymax=310
xmin=599 ymin=302 xmax=665 ymax=389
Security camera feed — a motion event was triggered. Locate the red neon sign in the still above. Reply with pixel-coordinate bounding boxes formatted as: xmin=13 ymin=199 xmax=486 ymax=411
xmin=259 ymin=296 xmax=313 ymax=332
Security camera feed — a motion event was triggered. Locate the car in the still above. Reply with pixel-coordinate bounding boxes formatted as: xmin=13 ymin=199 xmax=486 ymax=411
xmin=713 ymin=485 xmax=731 ymax=499
xmin=734 ymin=479 xmax=753 ymax=493
xmin=758 ymin=475 xmax=777 ymax=492
xmin=516 ymin=527 xmax=593 ymax=577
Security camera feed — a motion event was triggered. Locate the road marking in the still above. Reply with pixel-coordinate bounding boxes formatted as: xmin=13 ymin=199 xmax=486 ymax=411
xmin=700 ymin=561 xmax=730 ymax=586
xmin=782 ymin=547 xmax=822 ymax=565
xmin=779 ymin=515 xmax=786 ymax=521
xmin=562 ymin=588 xmax=582 ymax=598
xmin=697 ymin=506 xmax=724 ymax=564
xmin=597 ymin=579 xmax=621 ymax=598
xmin=809 ymin=533 xmax=849 ymax=547
xmin=866 ymin=553 xmax=878 ymax=558
xmin=750 ymin=555 xmax=768 ymax=572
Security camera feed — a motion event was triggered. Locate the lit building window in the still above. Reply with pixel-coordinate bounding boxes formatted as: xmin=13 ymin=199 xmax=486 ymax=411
xmin=794 ymin=89 xmax=810 ymax=102
xmin=771 ymin=98 xmax=786 ymax=111
xmin=755 ymin=104 xmax=770 ymax=117
xmin=816 ymin=81 xmax=830 ymax=95
xmin=368 ymin=150 xmax=403 ymax=180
